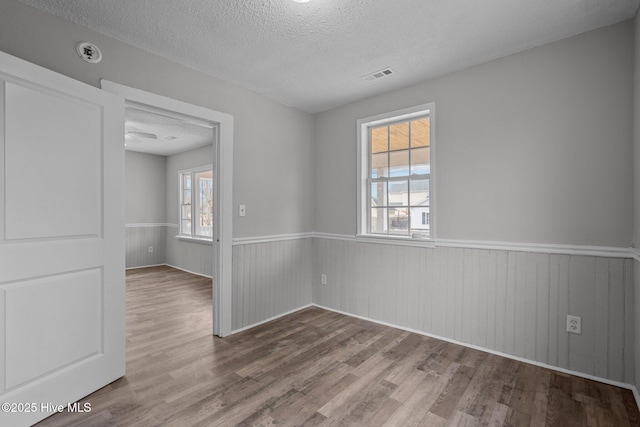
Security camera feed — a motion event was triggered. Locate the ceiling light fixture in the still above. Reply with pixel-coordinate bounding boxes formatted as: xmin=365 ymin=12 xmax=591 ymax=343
xmin=126 ymin=131 xmax=158 ymax=139
xmin=292 ymin=0 xmax=311 ymax=3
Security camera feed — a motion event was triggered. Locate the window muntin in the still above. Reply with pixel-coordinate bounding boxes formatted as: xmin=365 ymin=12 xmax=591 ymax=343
xmin=362 ymin=109 xmax=433 ymax=239
xmin=179 ymin=166 xmax=213 ymax=239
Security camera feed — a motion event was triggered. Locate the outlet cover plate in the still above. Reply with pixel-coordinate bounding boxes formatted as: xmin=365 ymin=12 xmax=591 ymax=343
xmin=567 ymin=315 xmax=581 ymax=334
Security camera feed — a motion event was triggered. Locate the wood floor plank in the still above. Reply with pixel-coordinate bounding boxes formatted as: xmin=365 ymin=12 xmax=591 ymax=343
xmin=35 ymin=266 xmax=640 ymax=427
xmin=429 ymin=364 xmax=476 ymax=419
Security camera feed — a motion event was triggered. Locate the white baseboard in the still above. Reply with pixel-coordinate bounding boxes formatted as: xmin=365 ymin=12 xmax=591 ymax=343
xmin=229 ymin=304 xmax=314 ymax=335
xmin=164 ymin=263 xmax=213 ymax=279
xmin=126 ymin=263 xmax=212 ymax=279
xmin=125 ymin=263 xmax=166 ymax=270
xmin=125 ymin=223 xmax=177 ymax=228
xmin=311 ymin=304 xmax=639 ymax=400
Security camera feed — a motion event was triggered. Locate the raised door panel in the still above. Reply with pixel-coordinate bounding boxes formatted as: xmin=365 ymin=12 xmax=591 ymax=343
xmin=4 ymin=269 xmax=102 ymax=390
xmin=4 ymin=81 xmax=101 ymax=241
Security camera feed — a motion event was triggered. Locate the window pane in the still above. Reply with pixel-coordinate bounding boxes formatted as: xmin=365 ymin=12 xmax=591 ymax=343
xmin=388 ymin=180 xmax=408 ymax=206
xmin=410 ymin=207 xmax=430 ymax=235
xmin=410 ymin=179 xmax=429 ymax=206
xmin=389 ymin=150 xmax=409 ymax=177
xmin=180 ymin=173 xmax=192 ymax=235
xmin=370 ymin=182 xmax=387 ymax=207
xmin=370 ymin=126 xmax=388 ymax=154
xmin=389 ymin=122 xmax=409 ymax=151
xmin=181 ymin=204 xmax=192 ymax=220
xmin=195 ymin=171 xmax=213 ymax=237
xmin=370 ymin=208 xmax=387 ymax=234
xmin=371 ymin=152 xmax=388 ymax=178
xmin=388 ymin=207 xmax=409 ymax=235
xmin=411 ymin=117 xmax=430 ymax=148
xmin=411 ymin=147 xmax=430 ymax=175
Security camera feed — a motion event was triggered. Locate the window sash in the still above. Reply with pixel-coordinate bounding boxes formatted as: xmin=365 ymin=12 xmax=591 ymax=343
xmin=179 ymin=168 xmax=213 ymax=239
xmin=366 ymin=118 xmax=431 ymax=237
xmin=194 ymin=172 xmax=213 ymax=238
xmin=366 ymin=176 xmax=431 ymax=236
xmin=357 ymin=103 xmax=435 ymax=241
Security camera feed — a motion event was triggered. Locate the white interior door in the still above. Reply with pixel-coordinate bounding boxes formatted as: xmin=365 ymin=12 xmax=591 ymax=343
xmin=0 ymin=51 xmax=125 ymax=426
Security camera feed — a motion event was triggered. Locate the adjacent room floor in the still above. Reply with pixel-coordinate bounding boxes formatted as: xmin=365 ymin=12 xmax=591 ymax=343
xmin=38 ymin=265 xmax=640 ymax=426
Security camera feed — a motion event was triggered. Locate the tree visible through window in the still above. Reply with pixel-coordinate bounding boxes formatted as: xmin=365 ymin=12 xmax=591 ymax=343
xmin=180 ymin=167 xmax=213 ymax=239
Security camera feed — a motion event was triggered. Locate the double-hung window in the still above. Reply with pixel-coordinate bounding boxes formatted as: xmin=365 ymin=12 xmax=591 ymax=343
xmin=357 ymin=103 xmax=434 ymax=241
xmin=179 ymin=165 xmax=213 ymax=240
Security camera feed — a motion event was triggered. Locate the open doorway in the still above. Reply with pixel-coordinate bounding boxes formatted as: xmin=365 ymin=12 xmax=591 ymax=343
xmin=102 ymin=80 xmax=234 ymax=337
xmin=123 ymin=104 xmax=215 ymax=332
xmin=124 ymin=104 xmax=215 ymax=271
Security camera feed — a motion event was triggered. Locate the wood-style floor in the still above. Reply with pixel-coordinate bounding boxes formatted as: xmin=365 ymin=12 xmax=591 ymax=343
xmin=38 ymin=265 xmax=640 ymax=426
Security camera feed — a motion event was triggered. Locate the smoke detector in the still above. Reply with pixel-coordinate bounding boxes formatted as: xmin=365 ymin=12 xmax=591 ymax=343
xmin=76 ymin=42 xmax=102 ymax=64
xmin=362 ymin=68 xmax=394 ymax=82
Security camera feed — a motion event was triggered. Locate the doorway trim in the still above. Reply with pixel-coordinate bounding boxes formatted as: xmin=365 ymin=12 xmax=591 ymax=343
xmin=101 ymin=80 xmax=234 ymax=337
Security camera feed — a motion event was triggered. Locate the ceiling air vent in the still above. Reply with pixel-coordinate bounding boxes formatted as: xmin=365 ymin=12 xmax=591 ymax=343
xmin=362 ymin=68 xmax=394 ymax=82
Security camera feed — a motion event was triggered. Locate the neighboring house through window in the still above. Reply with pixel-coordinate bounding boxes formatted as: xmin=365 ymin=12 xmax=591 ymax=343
xmin=179 ymin=165 xmax=213 ymax=239
xmin=357 ymin=103 xmax=434 ymax=241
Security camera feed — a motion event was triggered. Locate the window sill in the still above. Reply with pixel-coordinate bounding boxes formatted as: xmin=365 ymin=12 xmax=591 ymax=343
xmin=175 ymin=235 xmax=213 ymax=245
xmin=356 ymin=234 xmax=435 ymax=248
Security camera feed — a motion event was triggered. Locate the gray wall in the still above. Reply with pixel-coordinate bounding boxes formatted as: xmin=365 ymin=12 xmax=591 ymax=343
xmin=314 ymin=21 xmax=634 ymax=247
xmin=165 ymin=145 xmax=214 ymax=276
xmin=635 ymin=12 xmax=640 ymax=250
xmin=634 ymin=12 xmax=640 ymax=389
xmin=125 ymin=151 xmax=166 ymax=224
xmin=125 ymin=226 xmax=166 ymax=268
xmin=311 ymin=20 xmax=636 ymax=384
xmin=125 ymin=151 xmax=167 ymax=268
xmin=0 ymin=0 xmax=315 ymax=239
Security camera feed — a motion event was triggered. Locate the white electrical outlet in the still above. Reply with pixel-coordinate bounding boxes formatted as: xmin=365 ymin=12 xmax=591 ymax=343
xmin=239 ymin=204 xmax=246 ymax=217
xmin=148 ymin=246 xmax=153 ymax=253
xmin=321 ymin=274 xmax=327 ymax=285
xmin=567 ymin=315 xmax=581 ymax=334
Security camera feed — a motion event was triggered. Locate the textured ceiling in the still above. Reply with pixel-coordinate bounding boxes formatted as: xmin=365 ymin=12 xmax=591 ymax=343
xmin=17 ymin=0 xmax=640 ymax=113
xmin=125 ymin=107 xmax=212 ymax=156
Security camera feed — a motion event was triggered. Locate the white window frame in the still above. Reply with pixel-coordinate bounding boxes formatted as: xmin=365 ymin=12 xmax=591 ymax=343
xmin=356 ymin=103 xmax=436 ymax=246
xmin=178 ymin=164 xmax=214 ymax=242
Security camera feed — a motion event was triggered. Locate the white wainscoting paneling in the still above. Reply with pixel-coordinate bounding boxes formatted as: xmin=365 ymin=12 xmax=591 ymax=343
xmin=125 ymin=225 xmax=167 ymax=269
xmin=232 ymin=238 xmax=313 ymax=330
xmin=125 ymin=224 xmax=214 ymax=277
xmin=165 ymin=226 xmax=213 ymax=277
xmin=313 ymin=238 xmax=635 ymax=384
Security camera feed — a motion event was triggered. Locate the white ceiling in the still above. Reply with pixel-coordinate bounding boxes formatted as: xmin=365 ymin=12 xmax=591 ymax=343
xmin=125 ymin=107 xmax=213 ymax=156
xmin=17 ymin=0 xmax=640 ymax=113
